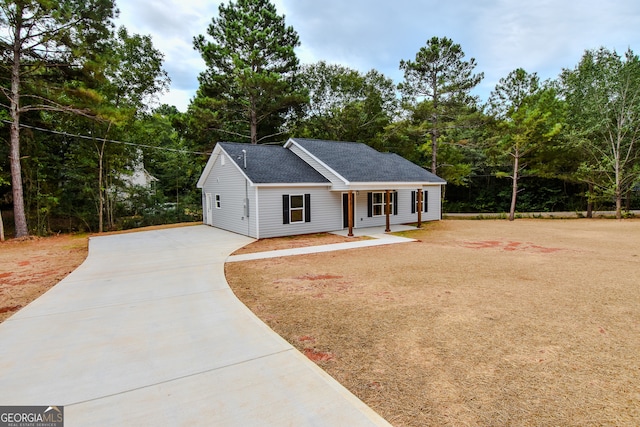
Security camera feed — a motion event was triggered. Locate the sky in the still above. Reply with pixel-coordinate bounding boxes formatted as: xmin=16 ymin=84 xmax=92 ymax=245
xmin=115 ymin=0 xmax=640 ymax=112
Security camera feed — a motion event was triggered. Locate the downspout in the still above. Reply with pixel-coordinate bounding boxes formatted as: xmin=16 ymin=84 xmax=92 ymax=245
xmin=255 ymin=187 xmax=260 ymax=239
xmin=243 ymin=149 xmax=250 ymax=237
xmin=245 ymin=178 xmax=249 ymax=236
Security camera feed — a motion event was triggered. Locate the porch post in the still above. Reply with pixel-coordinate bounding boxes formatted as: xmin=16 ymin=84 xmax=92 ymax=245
xmin=385 ymin=189 xmax=391 ymax=232
xmin=417 ymin=188 xmax=422 ymax=228
xmin=348 ymin=190 xmax=354 ymax=237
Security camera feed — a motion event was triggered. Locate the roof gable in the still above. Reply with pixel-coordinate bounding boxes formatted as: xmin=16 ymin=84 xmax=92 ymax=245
xmin=288 ymin=138 xmax=446 ymax=184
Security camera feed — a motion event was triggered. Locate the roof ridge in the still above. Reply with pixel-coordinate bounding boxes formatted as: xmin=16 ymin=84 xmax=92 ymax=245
xmin=292 ymin=137 xmax=368 ymax=145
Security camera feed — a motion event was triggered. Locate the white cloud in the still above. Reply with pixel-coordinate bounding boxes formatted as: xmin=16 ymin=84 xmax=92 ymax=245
xmin=116 ymin=0 xmax=640 ymax=110
xmin=116 ymin=0 xmax=220 ymax=111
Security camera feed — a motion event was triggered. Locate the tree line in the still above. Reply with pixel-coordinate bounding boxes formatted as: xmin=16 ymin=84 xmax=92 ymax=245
xmin=2 ymin=0 xmax=639 ymax=238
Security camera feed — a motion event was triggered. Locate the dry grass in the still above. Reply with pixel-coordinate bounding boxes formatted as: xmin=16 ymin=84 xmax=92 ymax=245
xmin=226 ymin=219 xmax=640 ymax=426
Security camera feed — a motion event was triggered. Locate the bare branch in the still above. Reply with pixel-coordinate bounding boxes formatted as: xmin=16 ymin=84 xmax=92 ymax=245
xmin=256 ymin=130 xmax=287 ymax=143
xmin=207 ymin=127 xmax=250 ymax=140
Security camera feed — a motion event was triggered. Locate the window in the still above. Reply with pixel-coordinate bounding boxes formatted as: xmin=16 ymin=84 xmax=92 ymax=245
xmin=282 ymin=194 xmax=311 ymax=224
xmin=215 ymin=194 xmax=221 ymax=209
xmin=367 ymin=192 xmax=397 ymax=217
xmin=290 ymin=195 xmax=304 ymax=222
xmin=411 ymin=190 xmax=429 ymax=213
xmin=372 ymin=192 xmax=384 ymax=216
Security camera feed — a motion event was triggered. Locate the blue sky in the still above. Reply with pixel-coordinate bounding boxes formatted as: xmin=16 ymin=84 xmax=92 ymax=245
xmin=116 ymin=0 xmax=640 ymax=111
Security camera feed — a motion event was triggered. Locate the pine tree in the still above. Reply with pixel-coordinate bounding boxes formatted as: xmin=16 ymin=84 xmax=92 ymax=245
xmin=399 ymin=37 xmax=483 ymax=174
xmin=0 ymin=0 xmax=116 ymax=237
xmin=193 ymin=0 xmax=306 ymax=145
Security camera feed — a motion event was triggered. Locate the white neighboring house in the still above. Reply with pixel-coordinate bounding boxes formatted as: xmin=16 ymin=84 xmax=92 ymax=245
xmin=117 ymin=154 xmax=158 ymax=200
xmin=197 ymin=138 xmax=447 ymax=239
xmin=124 ymin=161 xmax=158 ymax=191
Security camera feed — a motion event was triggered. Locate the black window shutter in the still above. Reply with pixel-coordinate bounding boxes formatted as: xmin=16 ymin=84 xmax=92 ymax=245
xmin=411 ymin=191 xmax=416 ymax=214
xmin=424 ymin=191 xmax=429 ymax=212
xmin=367 ymin=192 xmax=372 ymax=217
xmin=304 ymin=194 xmax=311 ymax=222
xmin=282 ymin=194 xmax=289 ymax=224
xmin=393 ymin=191 xmax=398 ymax=215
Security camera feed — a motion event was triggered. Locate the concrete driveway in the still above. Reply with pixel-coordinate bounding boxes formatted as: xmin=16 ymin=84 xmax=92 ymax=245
xmin=0 ymin=225 xmax=390 ymax=426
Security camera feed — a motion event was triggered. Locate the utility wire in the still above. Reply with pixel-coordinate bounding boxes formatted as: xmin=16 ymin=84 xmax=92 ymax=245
xmin=1 ymin=120 xmax=211 ymax=155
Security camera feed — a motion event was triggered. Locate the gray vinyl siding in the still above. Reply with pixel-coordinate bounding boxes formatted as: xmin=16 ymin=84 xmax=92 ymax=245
xmin=257 ymin=187 xmax=340 ymax=238
xmin=288 ymin=144 xmax=348 ymax=190
xmin=201 ymin=152 xmax=257 ymax=237
xmin=423 ymin=185 xmax=442 ymax=221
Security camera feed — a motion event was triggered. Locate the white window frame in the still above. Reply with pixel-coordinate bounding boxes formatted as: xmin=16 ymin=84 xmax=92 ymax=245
xmin=215 ymin=194 xmax=221 ymax=209
xmin=289 ymin=194 xmax=305 ymax=223
xmin=372 ymin=192 xmax=394 ymax=216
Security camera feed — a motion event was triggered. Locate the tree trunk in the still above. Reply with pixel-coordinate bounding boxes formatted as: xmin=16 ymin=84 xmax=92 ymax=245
xmin=431 ymin=128 xmax=438 ymax=175
xmin=615 ymin=158 xmax=622 ymax=220
xmin=250 ymin=99 xmax=258 ymax=144
xmin=98 ymin=141 xmax=105 ymax=233
xmin=106 ymin=165 xmax=114 ymax=230
xmin=509 ymin=153 xmax=519 ymax=222
xmin=431 ymin=82 xmax=439 ymax=175
xmin=586 ymin=183 xmax=593 ymax=219
xmin=9 ymin=6 xmax=28 ymax=238
xmin=0 ymin=210 xmax=5 ymax=242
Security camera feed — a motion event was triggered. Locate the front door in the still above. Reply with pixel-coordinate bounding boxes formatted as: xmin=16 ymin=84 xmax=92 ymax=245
xmin=342 ymin=192 xmax=355 ymax=228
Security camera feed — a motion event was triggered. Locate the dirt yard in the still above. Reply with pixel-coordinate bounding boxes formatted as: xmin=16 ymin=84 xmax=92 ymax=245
xmin=0 ymin=234 xmax=88 ymax=322
xmin=226 ymin=220 xmax=640 ymax=426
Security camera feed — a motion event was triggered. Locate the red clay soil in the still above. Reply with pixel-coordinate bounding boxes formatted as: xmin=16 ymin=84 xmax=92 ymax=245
xmin=0 ymin=234 xmax=88 ymax=322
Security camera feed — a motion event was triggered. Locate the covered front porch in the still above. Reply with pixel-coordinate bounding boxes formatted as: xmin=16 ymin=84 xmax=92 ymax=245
xmin=339 ymin=186 xmax=429 ymax=237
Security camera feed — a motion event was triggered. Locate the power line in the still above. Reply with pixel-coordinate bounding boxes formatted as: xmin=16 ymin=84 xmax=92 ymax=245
xmin=1 ymin=120 xmax=211 ymax=156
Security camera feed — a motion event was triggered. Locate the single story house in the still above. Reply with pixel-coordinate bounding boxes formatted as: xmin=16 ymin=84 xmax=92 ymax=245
xmin=196 ymin=138 xmax=446 ymax=238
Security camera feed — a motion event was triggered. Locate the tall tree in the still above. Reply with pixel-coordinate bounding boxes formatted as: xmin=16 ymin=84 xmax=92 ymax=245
xmin=0 ymin=0 xmax=116 ymax=237
xmin=488 ymin=69 xmax=564 ymax=221
xmin=295 ymin=61 xmax=398 ymax=143
xmin=560 ymin=48 xmax=640 ymax=219
xmin=399 ymin=36 xmax=483 ymax=174
xmin=8 ymin=25 xmax=169 ymax=235
xmin=193 ymin=0 xmax=306 ymax=144
xmin=0 ymin=165 xmax=6 ymax=240
xmin=92 ymin=27 xmax=169 ymax=232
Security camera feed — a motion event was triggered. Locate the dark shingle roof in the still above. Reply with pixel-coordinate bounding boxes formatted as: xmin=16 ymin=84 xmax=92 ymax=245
xmin=218 ymin=142 xmax=330 ymax=184
xmin=291 ymin=138 xmax=446 ymax=183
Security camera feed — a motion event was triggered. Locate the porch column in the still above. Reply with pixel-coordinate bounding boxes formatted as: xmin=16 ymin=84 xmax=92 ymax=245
xmin=417 ymin=188 xmax=422 ymax=228
xmin=348 ymin=190 xmax=354 ymax=237
xmin=385 ymin=189 xmax=391 ymax=232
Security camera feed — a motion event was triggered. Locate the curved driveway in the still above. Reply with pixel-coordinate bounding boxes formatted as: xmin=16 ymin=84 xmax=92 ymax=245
xmin=0 ymin=225 xmax=390 ymax=426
